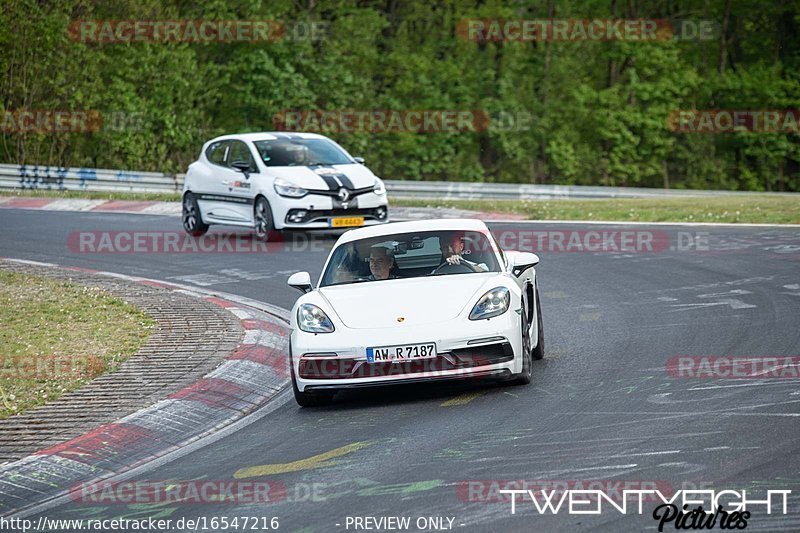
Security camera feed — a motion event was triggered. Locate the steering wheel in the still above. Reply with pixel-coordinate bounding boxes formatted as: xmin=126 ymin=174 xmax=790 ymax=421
xmin=431 ymin=259 xmax=477 ymax=275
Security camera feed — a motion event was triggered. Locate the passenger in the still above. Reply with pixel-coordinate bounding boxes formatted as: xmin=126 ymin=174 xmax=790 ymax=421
xmin=331 ymin=243 xmax=360 ymax=284
xmin=368 ymin=247 xmax=396 ymax=280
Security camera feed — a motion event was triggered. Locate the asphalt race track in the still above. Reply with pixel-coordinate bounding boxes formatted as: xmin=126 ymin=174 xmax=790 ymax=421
xmin=2 ymin=208 xmax=800 ymax=532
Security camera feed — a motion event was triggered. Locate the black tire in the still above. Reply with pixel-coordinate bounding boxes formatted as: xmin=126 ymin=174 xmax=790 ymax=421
xmin=253 ymin=196 xmax=275 ymax=241
xmin=290 ymin=348 xmax=335 ymax=407
xmin=292 ymin=372 xmax=334 ymax=407
xmin=512 ymin=288 xmax=533 ymax=385
xmin=531 ymin=286 xmax=545 ymax=360
xmin=182 ymin=192 xmax=209 ymax=236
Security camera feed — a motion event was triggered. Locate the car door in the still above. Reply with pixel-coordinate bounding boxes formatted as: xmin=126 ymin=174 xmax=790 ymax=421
xmin=192 ymin=139 xmax=228 ymax=196
xmin=198 ymin=140 xmax=257 ymax=224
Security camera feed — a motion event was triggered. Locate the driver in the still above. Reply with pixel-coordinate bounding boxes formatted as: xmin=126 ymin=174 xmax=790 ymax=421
xmin=287 ymin=144 xmax=308 ymax=166
xmin=368 ymin=247 xmax=396 ymax=280
xmin=439 ymin=232 xmax=488 ymax=272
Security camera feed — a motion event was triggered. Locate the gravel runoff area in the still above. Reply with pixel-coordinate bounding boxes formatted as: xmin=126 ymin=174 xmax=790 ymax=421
xmin=0 ymin=260 xmax=244 ymax=463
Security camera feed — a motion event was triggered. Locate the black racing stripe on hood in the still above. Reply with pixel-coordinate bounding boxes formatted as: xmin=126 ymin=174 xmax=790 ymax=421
xmin=336 ymin=173 xmax=355 ymax=189
xmin=316 ymin=173 xmax=340 ymax=191
xmin=311 ymin=165 xmax=347 ymax=190
xmin=316 ymin=165 xmax=355 ymax=189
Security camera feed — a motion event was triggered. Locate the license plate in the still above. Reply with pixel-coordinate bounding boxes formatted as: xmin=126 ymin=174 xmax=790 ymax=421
xmin=330 ymin=216 xmax=364 ymax=228
xmin=366 ymin=342 xmax=437 ymax=363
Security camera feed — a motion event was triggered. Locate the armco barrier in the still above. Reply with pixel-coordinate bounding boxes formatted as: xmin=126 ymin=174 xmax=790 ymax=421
xmin=383 ymin=180 xmax=800 ymax=200
xmin=0 ymin=164 xmax=182 ymax=194
xmin=1 ymin=163 xmax=797 ymax=200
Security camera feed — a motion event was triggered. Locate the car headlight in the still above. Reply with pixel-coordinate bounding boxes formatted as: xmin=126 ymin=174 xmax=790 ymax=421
xmin=469 ymin=287 xmax=510 ymax=320
xmin=298 ymin=303 xmax=335 ymax=333
xmin=373 ymin=178 xmax=386 ymax=195
xmin=274 ymin=178 xmax=307 ymax=198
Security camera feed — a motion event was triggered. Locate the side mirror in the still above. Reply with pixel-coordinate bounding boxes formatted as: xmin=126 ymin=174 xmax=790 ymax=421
xmin=510 ymin=252 xmax=539 ymax=277
xmin=353 ymin=157 xmax=365 ymax=165
xmin=288 ymin=271 xmax=313 ymax=293
xmin=231 ymin=160 xmax=251 ymax=178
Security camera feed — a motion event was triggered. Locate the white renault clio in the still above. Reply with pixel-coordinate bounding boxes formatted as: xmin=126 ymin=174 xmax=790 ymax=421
xmin=182 ymin=132 xmax=389 ymax=238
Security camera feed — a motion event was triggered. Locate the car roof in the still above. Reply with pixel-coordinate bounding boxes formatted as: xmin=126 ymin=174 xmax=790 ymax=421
xmin=207 ymin=132 xmax=327 ymax=143
xmin=335 ymin=219 xmax=491 ymax=245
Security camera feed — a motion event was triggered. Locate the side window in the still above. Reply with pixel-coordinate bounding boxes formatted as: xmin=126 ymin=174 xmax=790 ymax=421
xmin=227 ymin=141 xmax=258 ymax=172
xmin=206 ymin=141 xmax=229 ymax=166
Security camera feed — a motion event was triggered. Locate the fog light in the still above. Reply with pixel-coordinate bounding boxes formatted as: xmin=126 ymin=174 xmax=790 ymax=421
xmin=288 ymin=210 xmax=307 ymax=223
xmin=376 ymin=206 xmax=387 ymax=219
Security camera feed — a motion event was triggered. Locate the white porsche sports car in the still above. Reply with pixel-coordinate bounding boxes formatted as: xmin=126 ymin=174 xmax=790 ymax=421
xmin=286 ymin=219 xmax=544 ymax=406
xmin=182 ymin=132 xmax=389 ymax=238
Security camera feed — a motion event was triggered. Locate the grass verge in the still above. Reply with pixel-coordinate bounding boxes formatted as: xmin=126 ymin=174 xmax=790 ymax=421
xmin=0 ymin=189 xmax=181 ymax=202
xmin=0 ymin=271 xmax=155 ymax=418
xmin=2 ymin=188 xmax=798 ymax=223
xmin=392 ymin=195 xmax=800 ymax=224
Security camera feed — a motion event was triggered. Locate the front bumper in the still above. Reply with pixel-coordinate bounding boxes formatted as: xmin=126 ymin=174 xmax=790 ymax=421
xmin=271 ymin=191 xmax=389 ymax=229
xmin=291 ymin=312 xmax=522 ymax=392
xmin=284 ymin=206 xmax=388 ymax=227
xmin=305 ymin=368 xmax=514 ymax=391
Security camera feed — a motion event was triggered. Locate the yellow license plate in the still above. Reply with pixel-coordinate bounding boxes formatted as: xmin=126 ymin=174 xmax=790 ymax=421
xmin=330 ymin=216 xmax=364 ymax=227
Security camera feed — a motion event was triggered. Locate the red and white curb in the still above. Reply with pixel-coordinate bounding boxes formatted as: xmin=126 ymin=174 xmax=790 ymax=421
xmin=7 ymin=195 xmax=800 ymax=226
xmin=0 ymin=196 xmax=527 ymax=222
xmin=0 ymin=197 xmax=181 ymax=216
xmin=0 ymin=259 xmax=291 ymax=517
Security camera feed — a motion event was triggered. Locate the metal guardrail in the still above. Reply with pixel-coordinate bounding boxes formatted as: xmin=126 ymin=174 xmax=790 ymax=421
xmin=1 ymin=163 xmax=797 ymax=199
xmin=384 ymin=180 xmax=800 ymax=199
xmin=0 ymin=164 xmax=182 ymax=194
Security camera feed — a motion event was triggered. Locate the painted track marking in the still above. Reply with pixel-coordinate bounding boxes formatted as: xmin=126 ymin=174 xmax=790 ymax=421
xmin=441 ymin=391 xmax=485 ymax=407
xmin=234 ymin=441 xmax=372 ymax=478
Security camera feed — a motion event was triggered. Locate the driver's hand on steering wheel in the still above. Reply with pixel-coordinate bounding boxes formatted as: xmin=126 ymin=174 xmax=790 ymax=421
xmin=445 ymin=254 xmax=461 ymax=265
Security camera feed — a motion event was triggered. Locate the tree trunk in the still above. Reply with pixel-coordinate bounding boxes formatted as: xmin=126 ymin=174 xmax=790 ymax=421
xmin=718 ymin=0 xmax=731 ymax=75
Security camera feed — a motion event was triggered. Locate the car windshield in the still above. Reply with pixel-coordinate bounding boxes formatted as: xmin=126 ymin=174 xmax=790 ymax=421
xmin=253 ymin=138 xmax=353 ymax=167
xmin=320 ymin=230 xmax=500 ymax=287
